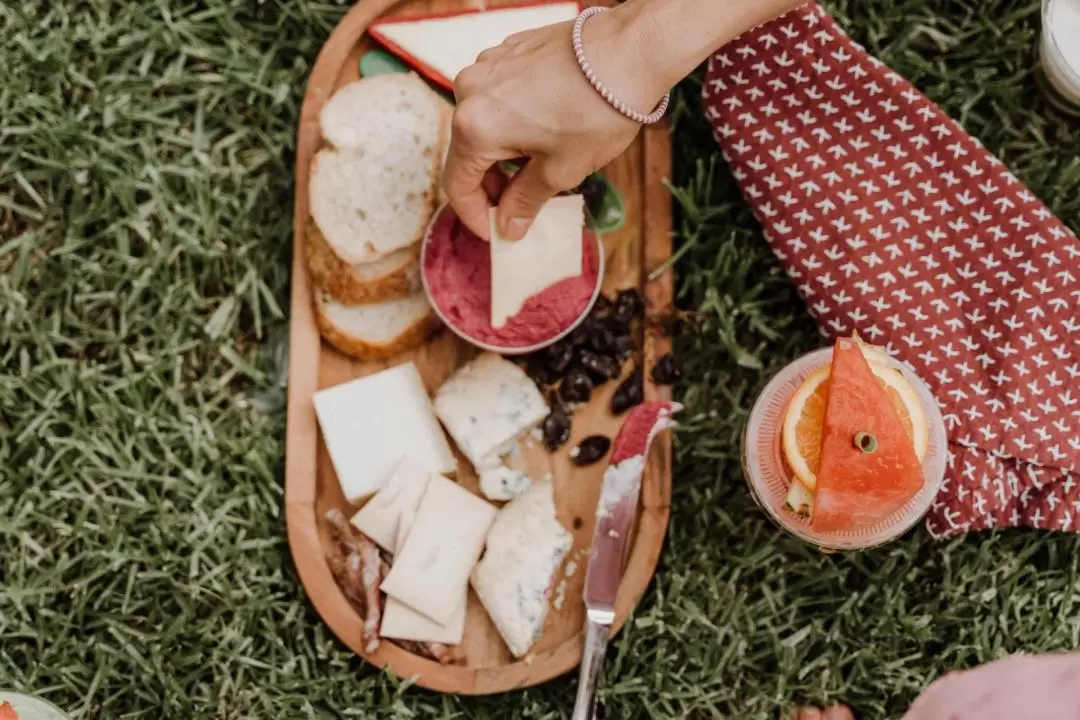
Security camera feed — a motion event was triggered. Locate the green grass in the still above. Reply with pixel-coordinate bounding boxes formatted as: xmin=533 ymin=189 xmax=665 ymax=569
xmin=2 ymin=0 xmax=1079 ymax=718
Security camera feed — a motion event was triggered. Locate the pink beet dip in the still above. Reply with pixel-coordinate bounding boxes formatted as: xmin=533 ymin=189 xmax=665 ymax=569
xmin=421 ymin=204 xmax=601 ymax=350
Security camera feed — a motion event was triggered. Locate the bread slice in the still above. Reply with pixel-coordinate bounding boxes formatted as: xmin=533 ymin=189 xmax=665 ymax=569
xmin=306 ymin=220 xmax=420 ymax=305
xmin=310 ymin=75 xmax=449 ymax=264
xmin=314 ymin=290 xmax=439 ymax=360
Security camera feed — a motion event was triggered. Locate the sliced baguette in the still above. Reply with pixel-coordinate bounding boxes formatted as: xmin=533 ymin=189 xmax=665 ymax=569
xmin=314 ymin=290 xmax=439 ymax=361
xmin=306 ymin=220 xmax=420 ymax=305
xmin=310 ymin=75 xmax=449 ymax=264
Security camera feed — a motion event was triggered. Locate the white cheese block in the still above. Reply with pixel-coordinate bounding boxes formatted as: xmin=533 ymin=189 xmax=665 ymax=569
xmin=380 ymin=474 xmax=496 ymax=626
xmin=489 ymin=194 xmax=585 ymax=328
xmin=313 ymin=363 xmax=456 ymax=505
xmin=369 ymin=2 xmax=579 ymax=88
xmin=471 ymin=477 xmax=572 ymax=658
xmin=434 ymin=353 xmax=549 ymax=469
xmin=349 ymin=457 xmax=431 ymax=552
xmin=379 ymin=509 xmax=467 ymax=645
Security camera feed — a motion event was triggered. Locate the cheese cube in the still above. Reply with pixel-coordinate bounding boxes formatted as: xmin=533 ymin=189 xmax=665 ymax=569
xmin=380 ymin=475 xmax=496 ymax=625
xmin=350 ymin=457 xmax=431 ymax=552
xmin=489 ymin=195 xmax=584 ymax=328
xmin=313 ymin=363 xmax=456 ymax=505
xmin=477 ymin=441 xmax=533 ymax=502
xmin=380 ymin=507 xmax=467 ymax=645
xmin=434 ymin=353 xmax=549 ymax=469
xmin=471 ymin=477 xmax=572 ymax=658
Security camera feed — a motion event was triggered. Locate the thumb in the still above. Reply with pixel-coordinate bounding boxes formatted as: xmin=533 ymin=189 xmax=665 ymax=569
xmin=495 ymin=159 xmax=565 ymax=241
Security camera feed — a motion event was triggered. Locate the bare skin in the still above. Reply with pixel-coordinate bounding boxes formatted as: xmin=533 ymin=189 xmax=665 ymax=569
xmin=443 ymin=0 xmax=805 ymax=241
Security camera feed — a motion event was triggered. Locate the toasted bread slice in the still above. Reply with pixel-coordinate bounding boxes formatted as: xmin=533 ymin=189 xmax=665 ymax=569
xmin=314 ymin=290 xmax=439 ymax=361
xmin=306 ymin=220 xmax=420 ymax=305
xmin=310 ymin=75 xmax=448 ymax=264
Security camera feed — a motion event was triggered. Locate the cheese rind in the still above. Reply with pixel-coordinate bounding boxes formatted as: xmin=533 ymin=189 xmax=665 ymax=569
xmin=379 ymin=508 xmax=467 ymax=645
xmin=434 ymin=353 xmax=549 ymax=469
xmin=380 ymin=475 xmax=496 ymax=625
xmin=489 ymin=195 xmax=585 ymax=328
xmin=313 ymin=363 xmax=456 ymax=504
xmin=471 ymin=477 xmax=572 ymax=658
xmin=350 ymin=457 xmax=431 ymax=552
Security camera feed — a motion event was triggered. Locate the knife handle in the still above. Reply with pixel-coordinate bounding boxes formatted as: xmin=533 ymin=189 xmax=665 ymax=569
xmin=571 ymin=618 xmax=612 ymax=720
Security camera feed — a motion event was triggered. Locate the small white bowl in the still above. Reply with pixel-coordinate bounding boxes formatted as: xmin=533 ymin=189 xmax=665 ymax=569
xmin=419 ymin=203 xmax=606 ymax=356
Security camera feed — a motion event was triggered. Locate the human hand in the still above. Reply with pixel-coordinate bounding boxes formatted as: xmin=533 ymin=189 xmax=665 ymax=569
xmin=443 ymin=5 xmax=667 ymax=241
xmin=902 ymin=653 xmax=1080 ymax=719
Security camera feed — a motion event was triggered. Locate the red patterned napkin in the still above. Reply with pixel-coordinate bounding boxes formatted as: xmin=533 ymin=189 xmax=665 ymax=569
xmin=702 ymin=3 xmax=1080 ymax=538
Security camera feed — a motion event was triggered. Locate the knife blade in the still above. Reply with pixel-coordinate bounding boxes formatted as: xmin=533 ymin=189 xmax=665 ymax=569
xmin=572 ymin=401 xmax=681 ymax=720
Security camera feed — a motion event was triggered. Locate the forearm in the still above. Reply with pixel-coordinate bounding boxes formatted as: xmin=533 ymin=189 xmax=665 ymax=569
xmin=590 ymin=0 xmax=806 ymax=105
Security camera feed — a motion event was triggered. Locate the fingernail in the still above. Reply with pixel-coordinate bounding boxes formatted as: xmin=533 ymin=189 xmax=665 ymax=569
xmin=503 ymin=217 xmax=530 ymax=240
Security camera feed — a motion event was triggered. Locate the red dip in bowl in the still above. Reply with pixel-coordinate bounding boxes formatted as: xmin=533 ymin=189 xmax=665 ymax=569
xmin=422 ymin=204 xmax=601 ymax=351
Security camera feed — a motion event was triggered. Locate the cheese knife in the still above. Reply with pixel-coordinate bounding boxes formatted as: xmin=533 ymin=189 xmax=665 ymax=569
xmin=571 ymin=401 xmax=681 ymax=720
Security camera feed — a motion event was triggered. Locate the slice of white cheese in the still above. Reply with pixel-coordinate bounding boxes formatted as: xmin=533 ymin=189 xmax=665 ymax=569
xmin=489 ymin=194 xmax=585 ymax=328
xmin=313 ymin=363 xmax=457 ymax=505
xmin=369 ymin=2 xmax=579 ymax=88
xmin=349 ymin=457 xmax=431 ymax=552
xmin=434 ymin=353 xmax=549 ymax=469
xmin=380 ymin=474 xmax=496 ymax=626
xmin=471 ymin=476 xmax=572 ymax=658
xmin=379 ymin=508 xmax=467 ymax=645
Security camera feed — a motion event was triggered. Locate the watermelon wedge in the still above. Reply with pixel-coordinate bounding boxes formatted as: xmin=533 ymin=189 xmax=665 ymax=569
xmin=812 ymin=337 xmax=924 ymax=533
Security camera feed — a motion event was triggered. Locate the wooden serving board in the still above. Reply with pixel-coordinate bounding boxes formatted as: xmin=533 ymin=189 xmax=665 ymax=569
xmin=285 ymin=0 xmax=674 ymax=695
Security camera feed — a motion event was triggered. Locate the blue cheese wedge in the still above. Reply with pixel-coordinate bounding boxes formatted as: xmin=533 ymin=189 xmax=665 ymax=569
xmin=379 ymin=508 xmax=467 ymax=644
xmin=349 ymin=457 xmax=431 ymax=552
xmin=380 ymin=474 xmax=496 ymax=625
xmin=477 ymin=441 xmax=534 ymax=502
xmin=470 ymin=477 xmax=572 ymax=658
xmin=313 ymin=363 xmax=456 ymax=505
xmin=434 ymin=353 xmax=548 ymax=469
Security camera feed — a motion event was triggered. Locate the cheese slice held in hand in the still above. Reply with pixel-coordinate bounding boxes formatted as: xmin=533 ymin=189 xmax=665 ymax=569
xmin=350 ymin=457 xmax=431 ymax=552
xmin=380 ymin=475 xmax=496 ymax=626
xmin=380 ymin=508 xmax=467 ymax=645
xmin=489 ymin=194 xmax=585 ymax=329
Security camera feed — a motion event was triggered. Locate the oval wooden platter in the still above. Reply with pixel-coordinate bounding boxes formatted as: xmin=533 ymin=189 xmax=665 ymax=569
xmin=285 ymin=0 xmax=674 ymax=695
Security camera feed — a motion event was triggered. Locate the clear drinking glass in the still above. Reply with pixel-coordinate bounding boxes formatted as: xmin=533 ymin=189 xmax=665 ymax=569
xmin=0 ymin=693 xmax=70 ymax=720
xmin=1039 ymin=0 xmax=1080 ymax=116
xmin=741 ymin=348 xmax=949 ymax=552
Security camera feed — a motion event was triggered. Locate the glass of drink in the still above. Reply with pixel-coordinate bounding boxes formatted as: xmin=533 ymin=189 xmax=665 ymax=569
xmin=1039 ymin=0 xmax=1080 ymax=116
xmin=0 ymin=693 xmax=70 ymax=720
xmin=742 ymin=346 xmax=949 ymax=552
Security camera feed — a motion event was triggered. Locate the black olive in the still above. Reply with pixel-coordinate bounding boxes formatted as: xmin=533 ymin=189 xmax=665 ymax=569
xmin=590 ymin=293 xmax=613 ymax=318
xmin=586 ymin=322 xmax=615 ymax=353
xmin=612 ymin=334 xmax=636 ymax=362
xmin=566 ymin=322 xmax=590 ymax=347
xmin=613 ymin=288 xmax=645 ymax=325
xmin=541 ymin=406 xmax=572 ymax=451
xmin=570 ymin=435 xmax=611 ymax=466
xmin=651 ymin=352 xmax=681 ymax=384
xmin=611 ymin=367 xmax=643 ymax=415
xmin=559 ymin=368 xmax=594 ymax=404
xmin=575 ymin=175 xmax=606 ymax=212
xmin=525 ymin=354 xmax=557 ymax=386
xmin=579 ymin=350 xmax=620 ymax=382
xmin=545 ymin=341 xmax=574 ymax=375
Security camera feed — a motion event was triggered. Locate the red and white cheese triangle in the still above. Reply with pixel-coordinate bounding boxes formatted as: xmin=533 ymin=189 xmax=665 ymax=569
xmin=369 ymin=1 xmax=580 ymax=92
